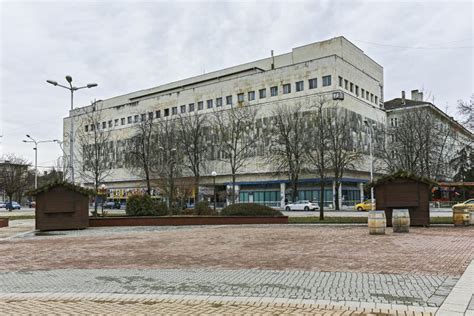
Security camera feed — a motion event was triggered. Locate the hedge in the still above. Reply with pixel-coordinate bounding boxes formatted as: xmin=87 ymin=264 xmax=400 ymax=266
xmin=221 ymin=203 xmax=283 ymax=217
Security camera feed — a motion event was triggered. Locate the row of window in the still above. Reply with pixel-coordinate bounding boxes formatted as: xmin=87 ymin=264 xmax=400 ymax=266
xmin=84 ymin=75 xmax=335 ymax=132
xmin=337 ymin=76 xmax=378 ymax=105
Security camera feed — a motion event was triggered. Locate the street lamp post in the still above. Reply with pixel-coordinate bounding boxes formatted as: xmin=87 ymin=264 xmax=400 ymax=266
xmin=364 ymin=120 xmax=375 ymax=210
xmin=47 ymin=76 xmax=97 ymax=184
xmin=211 ymin=171 xmax=217 ymax=212
xmin=23 ymin=135 xmax=55 ymax=189
xmin=159 ymin=146 xmax=177 ymax=207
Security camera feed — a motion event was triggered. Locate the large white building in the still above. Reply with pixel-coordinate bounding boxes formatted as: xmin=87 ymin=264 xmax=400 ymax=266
xmin=65 ymin=36 xmax=388 ymax=207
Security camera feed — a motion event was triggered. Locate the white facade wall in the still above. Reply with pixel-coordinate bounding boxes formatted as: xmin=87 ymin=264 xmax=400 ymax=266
xmin=64 ymin=37 xmax=384 ymax=192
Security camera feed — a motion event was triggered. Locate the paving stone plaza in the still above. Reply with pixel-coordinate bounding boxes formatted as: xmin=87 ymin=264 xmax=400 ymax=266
xmin=0 ymin=222 xmax=473 ymax=315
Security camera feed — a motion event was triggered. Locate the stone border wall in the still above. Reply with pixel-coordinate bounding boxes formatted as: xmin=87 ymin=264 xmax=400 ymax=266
xmin=0 ymin=218 xmax=9 ymax=228
xmin=90 ymin=216 xmax=288 ymax=227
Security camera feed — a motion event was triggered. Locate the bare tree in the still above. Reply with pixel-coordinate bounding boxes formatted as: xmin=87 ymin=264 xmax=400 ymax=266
xmin=382 ymin=107 xmax=457 ymax=180
xmin=457 ymin=95 xmax=473 ymax=131
xmin=154 ymin=119 xmax=183 ymax=208
xmin=213 ymin=105 xmax=258 ymax=204
xmin=326 ymin=107 xmax=362 ymax=210
xmin=125 ymin=115 xmax=157 ymax=195
xmin=77 ymin=109 xmax=113 ymax=216
xmin=305 ymin=97 xmax=332 ymax=220
xmin=267 ymin=103 xmax=309 ymax=202
xmin=177 ymin=112 xmax=208 ymax=203
xmin=0 ymin=154 xmax=32 ymax=207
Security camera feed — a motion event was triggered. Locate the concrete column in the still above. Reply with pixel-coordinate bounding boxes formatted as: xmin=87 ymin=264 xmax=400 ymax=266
xmin=280 ymin=182 xmax=286 ymax=208
xmin=359 ymin=183 xmax=364 ymax=203
xmin=332 ymin=180 xmax=336 ymax=209
xmin=338 ymin=182 xmax=343 ymax=209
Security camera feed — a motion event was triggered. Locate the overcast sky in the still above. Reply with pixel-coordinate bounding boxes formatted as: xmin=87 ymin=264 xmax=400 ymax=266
xmin=1 ymin=0 xmax=472 ymax=171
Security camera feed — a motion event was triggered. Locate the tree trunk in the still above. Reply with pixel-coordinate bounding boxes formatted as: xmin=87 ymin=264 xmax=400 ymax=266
xmin=232 ymin=173 xmax=236 ymax=204
xmin=334 ymin=181 xmax=340 ymax=211
xmin=292 ymin=179 xmax=298 ymax=202
xmin=194 ymin=175 xmax=200 ymax=204
xmin=319 ymin=181 xmax=325 ymax=221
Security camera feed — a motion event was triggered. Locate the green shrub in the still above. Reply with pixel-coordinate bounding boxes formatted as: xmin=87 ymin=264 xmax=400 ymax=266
xmin=154 ymin=202 xmax=169 ymax=216
xmin=126 ymin=194 xmax=158 ymax=216
xmin=194 ymin=201 xmax=217 ymax=216
xmin=221 ymin=203 xmax=283 ymax=217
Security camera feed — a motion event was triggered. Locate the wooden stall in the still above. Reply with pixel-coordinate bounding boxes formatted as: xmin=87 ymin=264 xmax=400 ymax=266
xmin=374 ymin=173 xmax=433 ymax=227
xmin=32 ymin=182 xmax=92 ymax=231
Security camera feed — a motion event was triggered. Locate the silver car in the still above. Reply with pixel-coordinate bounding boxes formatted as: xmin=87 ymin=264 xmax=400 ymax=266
xmin=285 ymin=200 xmax=319 ymax=211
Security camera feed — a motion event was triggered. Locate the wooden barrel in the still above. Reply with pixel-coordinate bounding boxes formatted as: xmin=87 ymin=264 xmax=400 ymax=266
xmin=453 ymin=208 xmax=470 ymax=226
xmin=368 ymin=210 xmax=386 ymax=235
xmin=392 ymin=209 xmax=410 ymax=233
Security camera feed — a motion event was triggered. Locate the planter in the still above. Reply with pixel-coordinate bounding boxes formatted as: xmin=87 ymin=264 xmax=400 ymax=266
xmin=0 ymin=218 xmax=8 ymax=228
xmin=453 ymin=208 xmax=470 ymax=226
xmin=89 ymin=216 xmax=288 ymax=227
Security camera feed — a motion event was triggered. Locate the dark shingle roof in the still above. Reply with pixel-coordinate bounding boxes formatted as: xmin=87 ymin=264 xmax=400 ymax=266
xmin=384 ymin=98 xmax=430 ymax=110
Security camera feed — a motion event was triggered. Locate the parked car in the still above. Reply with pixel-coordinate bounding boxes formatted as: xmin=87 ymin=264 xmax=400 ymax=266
xmin=355 ymin=200 xmax=375 ymax=211
xmin=0 ymin=201 xmax=6 ymax=209
xmin=452 ymin=199 xmax=474 ymax=211
xmin=6 ymin=201 xmax=21 ymax=210
xmin=285 ymin=200 xmax=319 ymax=211
xmin=103 ymin=201 xmax=118 ymax=209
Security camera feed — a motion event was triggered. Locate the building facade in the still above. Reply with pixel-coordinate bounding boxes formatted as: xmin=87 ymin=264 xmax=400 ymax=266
xmin=64 ymin=36 xmax=388 ymax=207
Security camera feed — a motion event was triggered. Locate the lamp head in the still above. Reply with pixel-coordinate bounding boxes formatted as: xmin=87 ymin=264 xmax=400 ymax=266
xmin=211 ymin=171 xmax=217 ymax=177
xmin=65 ymin=75 xmax=72 ymax=83
xmin=22 ymin=140 xmax=27 ymax=143
xmin=26 ymin=134 xmax=31 ymax=138
xmin=87 ymin=83 xmax=98 ymax=88
xmin=46 ymin=80 xmax=58 ymax=86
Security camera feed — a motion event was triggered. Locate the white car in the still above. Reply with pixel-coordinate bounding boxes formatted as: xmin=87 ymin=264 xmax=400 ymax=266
xmin=285 ymin=200 xmax=319 ymax=211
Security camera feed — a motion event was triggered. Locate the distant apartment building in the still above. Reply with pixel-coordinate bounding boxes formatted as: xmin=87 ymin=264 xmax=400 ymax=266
xmin=64 ymin=36 xmax=388 ymax=207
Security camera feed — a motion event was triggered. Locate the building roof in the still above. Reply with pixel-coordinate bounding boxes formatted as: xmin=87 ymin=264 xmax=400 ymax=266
xmin=384 ymin=98 xmax=430 ymax=110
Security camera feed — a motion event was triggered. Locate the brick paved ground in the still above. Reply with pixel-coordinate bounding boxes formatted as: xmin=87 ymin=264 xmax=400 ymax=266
xmin=0 ymin=225 xmax=472 ymax=276
xmin=0 ymin=297 xmax=434 ymax=315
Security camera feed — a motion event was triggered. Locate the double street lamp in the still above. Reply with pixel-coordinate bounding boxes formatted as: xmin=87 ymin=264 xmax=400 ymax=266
xmin=211 ymin=171 xmax=217 ymax=211
xmin=22 ymin=135 xmax=55 ymax=189
xmin=47 ymin=76 xmax=98 ymax=184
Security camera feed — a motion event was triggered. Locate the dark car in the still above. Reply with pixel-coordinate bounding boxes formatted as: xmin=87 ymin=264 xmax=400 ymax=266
xmin=6 ymin=201 xmax=21 ymax=211
xmin=103 ymin=201 xmax=119 ymax=209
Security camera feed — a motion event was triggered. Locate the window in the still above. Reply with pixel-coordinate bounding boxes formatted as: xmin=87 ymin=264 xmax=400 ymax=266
xmin=156 ymin=110 xmax=161 ymax=118
xmin=270 ymin=86 xmax=278 ymax=96
xmin=216 ymin=97 xmax=222 ymax=107
xmin=108 ymin=120 xmax=112 ymax=128
xmin=344 ymin=79 xmax=348 ymax=90
xmin=85 ymin=125 xmax=89 ymax=132
xmin=121 ymin=118 xmax=125 ymax=125
xmin=248 ymin=91 xmax=255 ymax=101
xmin=355 ymin=86 xmax=359 ymax=96
xmin=134 ymin=115 xmax=139 ymax=122
xmin=237 ymin=93 xmax=244 ymax=102
xmin=114 ymin=119 xmax=119 ymax=126
xmin=172 ymin=106 xmax=178 ymax=115
xmin=366 ymin=91 xmax=369 ymax=100
xmin=350 ymin=82 xmax=353 ymax=93
xmin=322 ymin=75 xmax=331 ymax=87
xmin=375 ymin=96 xmax=378 ymax=104
xmin=308 ymin=78 xmax=317 ymax=89
xmin=295 ymin=81 xmax=304 ymax=92
xmin=370 ymin=93 xmax=374 ymax=102
xmin=338 ymin=76 xmax=343 ymax=87
xmin=361 ymin=88 xmax=365 ymax=98
xmin=164 ymin=108 xmax=170 ymax=116
xmin=207 ymin=99 xmax=213 ymax=109
xmin=226 ymin=95 xmax=232 ymax=105
xmin=283 ymin=83 xmax=291 ymax=94
xmin=180 ymin=105 xmax=186 ymax=113
xmin=127 ymin=116 xmax=132 ymax=124
xmin=141 ymin=113 xmax=146 ymax=121
xmin=90 ymin=124 xmax=95 ymax=131
xmin=259 ymin=88 xmax=266 ymax=99
xmin=198 ymin=101 xmax=204 ymax=110
xmin=189 ymin=103 xmax=195 ymax=112
xmin=390 ymin=117 xmax=398 ymax=127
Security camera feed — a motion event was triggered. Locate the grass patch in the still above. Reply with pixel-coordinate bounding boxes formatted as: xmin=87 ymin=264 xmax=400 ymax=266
xmin=0 ymin=215 xmax=36 ymax=221
xmin=430 ymin=216 xmax=453 ymax=224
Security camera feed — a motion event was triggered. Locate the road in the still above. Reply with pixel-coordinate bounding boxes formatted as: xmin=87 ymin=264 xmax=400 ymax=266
xmin=1 ymin=207 xmax=453 ymax=218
